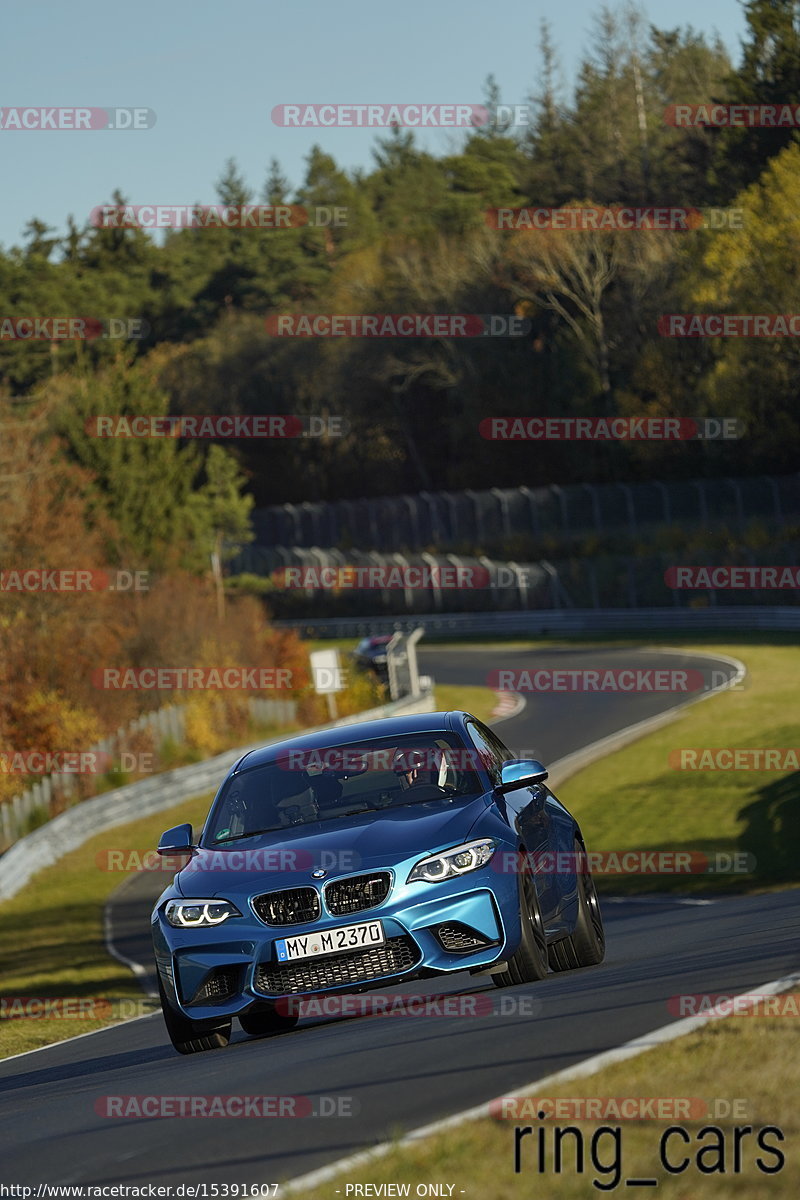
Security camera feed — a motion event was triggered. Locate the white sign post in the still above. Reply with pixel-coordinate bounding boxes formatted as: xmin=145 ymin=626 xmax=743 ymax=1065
xmin=309 ymin=648 xmax=346 ymax=720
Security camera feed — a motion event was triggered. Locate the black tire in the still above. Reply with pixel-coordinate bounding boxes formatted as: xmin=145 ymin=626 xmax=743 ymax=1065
xmin=493 ymin=859 xmax=550 ymax=987
xmin=158 ymin=976 xmax=232 ymax=1055
xmin=548 ymin=838 xmax=606 ymax=972
xmin=239 ymin=1004 xmax=300 ymax=1037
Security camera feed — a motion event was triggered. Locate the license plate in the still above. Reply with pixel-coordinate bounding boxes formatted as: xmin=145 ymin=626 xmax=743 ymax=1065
xmin=275 ymin=920 xmax=385 ymax=962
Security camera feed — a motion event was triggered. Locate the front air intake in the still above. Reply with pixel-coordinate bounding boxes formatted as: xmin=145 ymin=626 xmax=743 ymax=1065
xmin=434 ymin=923 xmax=497 ymax=953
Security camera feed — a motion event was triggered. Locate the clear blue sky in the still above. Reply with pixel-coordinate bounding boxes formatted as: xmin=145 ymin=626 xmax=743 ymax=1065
xmin=1 ymin=0 xmax=747 ymax=251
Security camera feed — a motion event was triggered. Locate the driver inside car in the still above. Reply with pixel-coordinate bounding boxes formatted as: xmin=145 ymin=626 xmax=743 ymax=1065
xmin=392 ymin=750 xmax=448 ymax=803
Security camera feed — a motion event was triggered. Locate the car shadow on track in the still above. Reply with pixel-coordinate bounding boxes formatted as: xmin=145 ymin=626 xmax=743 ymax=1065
xmin=0 ymin=1040 xmax=172 ymax=1090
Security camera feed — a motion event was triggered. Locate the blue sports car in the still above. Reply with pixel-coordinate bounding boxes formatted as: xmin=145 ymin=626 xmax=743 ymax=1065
xmin=152 ymin=710 xmax=605 ymax=1054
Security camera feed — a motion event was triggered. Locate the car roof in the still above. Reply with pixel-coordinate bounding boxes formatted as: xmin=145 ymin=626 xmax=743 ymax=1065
xmin=233 ymin=710 xmax=474 ymax=773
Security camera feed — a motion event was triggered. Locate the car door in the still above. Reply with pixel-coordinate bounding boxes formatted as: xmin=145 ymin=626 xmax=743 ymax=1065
xmin=486 ymin=721 xmax=580 ymax=930
xmin=464 ymin=719 xmax=558 ymax=925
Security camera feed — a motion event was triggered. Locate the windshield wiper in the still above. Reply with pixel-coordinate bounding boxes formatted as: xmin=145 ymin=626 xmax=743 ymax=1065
xmin=211 ymin=827 xmax=281 ymax=844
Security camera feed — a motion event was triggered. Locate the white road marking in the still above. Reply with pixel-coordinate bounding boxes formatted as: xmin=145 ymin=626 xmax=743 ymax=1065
xmin=281 ymin=968 xmax=800 ymax=1194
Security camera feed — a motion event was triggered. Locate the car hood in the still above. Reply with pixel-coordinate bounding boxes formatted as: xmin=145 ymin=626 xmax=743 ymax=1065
xmin=176 ymin=793 xmax=492 ymax=898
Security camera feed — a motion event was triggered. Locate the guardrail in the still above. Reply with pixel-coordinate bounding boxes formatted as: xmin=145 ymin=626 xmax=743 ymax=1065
xmin=0 ymin=697 xmax=298 ymax=853
xmin=273 ymin=606 xmax=800 ymax=639
xmin=0 ymin=689 xmax=436 ymax=902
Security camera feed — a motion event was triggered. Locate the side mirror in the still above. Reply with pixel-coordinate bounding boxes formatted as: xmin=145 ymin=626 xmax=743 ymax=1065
xmin=496 ymin=760 xmax=549 ymax=794
xmin=157 ymin=823 xmax=194 ymax=855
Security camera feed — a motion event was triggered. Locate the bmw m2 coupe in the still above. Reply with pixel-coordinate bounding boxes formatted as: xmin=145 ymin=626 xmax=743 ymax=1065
xmin=152 ymin=710 xmax=605 ymax=1053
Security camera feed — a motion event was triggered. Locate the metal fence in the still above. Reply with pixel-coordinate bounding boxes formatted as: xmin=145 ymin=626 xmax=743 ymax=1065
xmin=0 ymin=697 xmax=297 ymax=854
xmin=272 ymin=606 xmax=800 ymax=640
xmin=250 ymin=473 xmax=800 ymax=554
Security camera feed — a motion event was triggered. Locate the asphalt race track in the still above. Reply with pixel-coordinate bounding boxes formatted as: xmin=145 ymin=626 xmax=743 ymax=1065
xmin=2 ymin=644 xmax=795 ymax=1188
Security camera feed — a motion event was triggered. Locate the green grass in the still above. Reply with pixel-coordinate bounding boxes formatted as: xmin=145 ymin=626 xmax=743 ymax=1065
xmin=557 ymin=641 xmax=800 ymax=894
xmin=292 ymin=992 xmax=800 ymax=1200
xmin=434 ymin=683 xmax=500 ymax=725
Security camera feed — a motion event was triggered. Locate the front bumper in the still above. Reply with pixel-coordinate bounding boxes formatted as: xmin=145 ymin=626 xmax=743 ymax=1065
xmin=152 ymin=869 xmax=521 ymax=1020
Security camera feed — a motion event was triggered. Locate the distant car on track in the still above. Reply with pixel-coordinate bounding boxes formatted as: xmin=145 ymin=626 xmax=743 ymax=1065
xmin=350 ymin=634 xmax=392 ymax=683
xmin=151 ymin=710 xmax=605 ymax=1053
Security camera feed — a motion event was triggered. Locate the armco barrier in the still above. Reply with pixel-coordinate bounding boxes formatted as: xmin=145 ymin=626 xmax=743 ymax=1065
xmin=0 ymin=689 xmax=435 ymax=902
xmin=273 ymin=606 xmax=800 ymax=639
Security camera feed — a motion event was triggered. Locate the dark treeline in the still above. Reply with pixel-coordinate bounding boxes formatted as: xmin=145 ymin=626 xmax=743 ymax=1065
xmin=2 ymin=0 xmax=800 ymax=507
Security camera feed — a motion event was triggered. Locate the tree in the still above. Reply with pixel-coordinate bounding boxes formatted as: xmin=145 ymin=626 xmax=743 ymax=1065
xmin=215 ymin=158 xmax=253 ymax=207
xmin=186 ymin=444 xmax=255 ymax=619
xmin=48 ymin=353 xmax=216 ymax=568
xmin=685 ymin=141 xmax=800 ymax=473
xmin=522 ymin=20 xmax=572 ymax=204
xmin=712 ymin=0 xmax=800 ymax=197
xmin=262 ymin=158 xmax=291 ymax=205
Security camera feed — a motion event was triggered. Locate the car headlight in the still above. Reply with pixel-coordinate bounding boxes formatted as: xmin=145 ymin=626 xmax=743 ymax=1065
xmin=164 ymin=899 xmax=242 ymax=927
xmin=407 ymin=839 xmax=497 ymax=883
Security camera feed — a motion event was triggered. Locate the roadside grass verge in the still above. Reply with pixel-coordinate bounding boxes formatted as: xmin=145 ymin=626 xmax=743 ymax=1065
xmin=291 ymin=990 xmax=800 ymax=1200
xmin=0 ymin=793 xmax=212 ymax=1058
xmin=555 ymin=642 xmax=800 ymax=895
xmin=434 ymin=684 xmax=499 ymax=725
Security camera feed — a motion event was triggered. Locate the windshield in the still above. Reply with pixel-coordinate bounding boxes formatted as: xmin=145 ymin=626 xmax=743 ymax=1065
xmin=202 ymin=732 xmax=488 ymax=845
